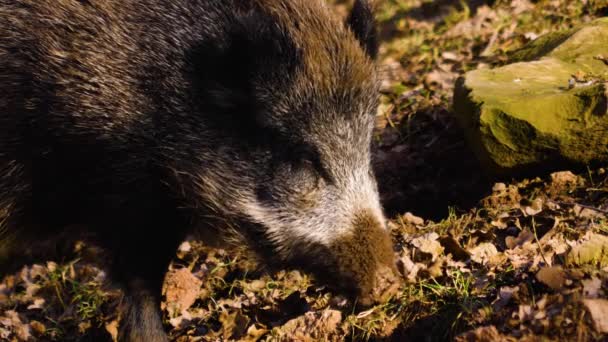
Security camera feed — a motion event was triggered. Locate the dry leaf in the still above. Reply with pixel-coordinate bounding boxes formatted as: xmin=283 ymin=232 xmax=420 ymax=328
xmin=573 ymin=205 xmax=606 ymax=219
xmin=550 ymin=171 xmax=579 ymax=187
xmin=220 ymin=310 xmax=250 ymax=340
xmin=582 ymin=277 xmax=602 ymax=298
xmin=29 ymin=320 xmax=46 ymax=335
xmin=469 ymin=243 xmax=499 ymax=265
xmin=242 ymin=324 xmax=268 ymax=342
xmin=583 ymin=299 xmax=608 ymax=333
xmin=493 ymin=286 xmax=518 ymax=311
xmin=163 ymin=268 xmax=203 ymax=317
xmin=105 ymin=320 xmax=119 ymax=342
xmin=536 ymin=266 xmax=567 ymax=290
xmin=455 ymin=325 xmax=505 ymax=342
xmin=521 ymin=198 xmax=543 ymax=216
xmin=1 ymin=311 xmax=31 ymax=341
xmin=492 ymin=183 xmax=507 ymax=192
xmin=506 ymin=230 xmax=534 ymax=249
xmin=411 ymin=233 xmax=444 ymax=262
xmin=403 ymin=212 xmax=424 ymax=226
xmin=439 ymin=236 xmax=470 ymax=261
xmin=397 ymin=254 xmax=422 ymax=281
xmin=78 ymin=321 xmax=92 ymax=334
xmin=278 ymin=310 xmax=342 ymax=341
xmin=27 ymin=298 xmax=45 ymax=310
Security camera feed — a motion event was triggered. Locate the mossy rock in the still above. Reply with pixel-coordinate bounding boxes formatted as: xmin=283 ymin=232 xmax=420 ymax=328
xmin=566 ymin=233 xmax=608 ymax=268
xmin=454 ymin=18 xmax=608 ymax=175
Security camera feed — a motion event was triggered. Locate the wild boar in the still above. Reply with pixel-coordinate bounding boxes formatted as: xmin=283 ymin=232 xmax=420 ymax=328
xmin=0 ymin=0 xmax=399 ymax=340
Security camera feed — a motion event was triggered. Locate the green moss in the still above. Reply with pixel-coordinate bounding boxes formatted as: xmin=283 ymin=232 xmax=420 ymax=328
xmin=566 ymin=234 xmax=608 ymax=268
xmin=454 ymin=18 xmax=608 ymax=175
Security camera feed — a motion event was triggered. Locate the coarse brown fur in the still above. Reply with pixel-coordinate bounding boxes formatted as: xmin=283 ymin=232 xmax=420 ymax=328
xmin=0 ymin=0 xmax=399 ymax=340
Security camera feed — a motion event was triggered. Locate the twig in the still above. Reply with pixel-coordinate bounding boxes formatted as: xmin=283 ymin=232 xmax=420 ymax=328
xmin=532 ymin=217 xmax=550 ymax=266
xmin=594 ymin=55 xmax=608 ymax=66
xmin=546 ymin=199 xmax=608 ymax=215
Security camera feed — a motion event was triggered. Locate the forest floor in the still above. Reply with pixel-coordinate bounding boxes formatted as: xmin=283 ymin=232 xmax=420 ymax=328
xmin=3 ymin=0 xmax=608 ymax=341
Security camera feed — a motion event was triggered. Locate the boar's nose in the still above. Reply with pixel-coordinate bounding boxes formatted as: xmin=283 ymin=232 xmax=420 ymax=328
xmin=329 ymin=210 xmax=403 ymax=306
xmin=357 ymin=263 xmax=402 ymax=307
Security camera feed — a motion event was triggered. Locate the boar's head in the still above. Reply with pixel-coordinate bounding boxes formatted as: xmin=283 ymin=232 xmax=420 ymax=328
xmin=180 ymin=0 xmax=399 ymax=304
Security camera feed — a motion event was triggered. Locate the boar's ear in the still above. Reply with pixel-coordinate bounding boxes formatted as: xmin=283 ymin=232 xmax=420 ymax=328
xmin=347 ymin=0 xmax=378 ymax=59
xmin=187 ymin=6 xmax=298 ymax=109
xmin=186 ymin=5 xmax=299 ymax=140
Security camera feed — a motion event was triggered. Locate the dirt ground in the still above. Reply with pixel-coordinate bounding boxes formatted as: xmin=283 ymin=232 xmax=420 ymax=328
xmin=3 ymin=0 xmax=608 ymax=341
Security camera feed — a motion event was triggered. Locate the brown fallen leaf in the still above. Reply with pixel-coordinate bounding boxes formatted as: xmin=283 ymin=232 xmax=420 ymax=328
xmin=424 ymin=69 xmax=457 ymax=90
xmin=536 ymin=266 xmax=567 ymax=290
xmin=411 ymin=233 xmax=444 ymax=262
xmin=455 ymin=325 xmax=506 ymax=342
xmin=0 ymin=327 xmax=9 ymax=340
xmin=29 ymin=320 xmax=46 ymax=335
xmin=492 ymin=183 xmax=507 ymax=192
xmin=168 ymin=310 xmax=192 ymax=329
xmin=220 ymin=310 xmax=250 ymax=340
xmin=521 ymin=198 xmax=543 ymax=216
xmin=78 ymin=321 xmax=92 ymax=334
xmin=583 ymin=299 xmax=608 ymax=333
xmin=397 ymin=254 xmax=423 ymax=282
xmin=241 ymin=324 xmax=268 ymax=342
xmin=506 ymin=230 xmax=534 ymax=249
xmin=550 ymin=171 xmax=579 ymax=187
xmin=403 ymin=212 xmax=424 ymax=226
xmin=26 ymin=298 xmax=45 ymax=310
xmin=163 ymin=268 xmax=202 ymax=317
xmin=439 ymin=236 xmax=470 ymax=261
xmin=277 ymin=310 xmax=342 ymax=342
xmin=105 ymin=319 xmax=119 ymax=342
xmin=493 ymin=286 xmax=519 ymax=311
xmin=0 ymin=311 xmax=31 ymax=341
xmin=469 ymin=243 xmax=499 ymax=265
xmin=573 ymin=204 xmax=606 ymax=220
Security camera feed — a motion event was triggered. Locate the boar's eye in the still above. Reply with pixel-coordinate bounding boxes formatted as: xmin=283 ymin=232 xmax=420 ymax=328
xmin=258 ymin=145 xmax=327 ymax=203
xmin=280 ymin=145 xmax=326 ymax=192
xmin=288 ymin=145 xmax=327 ymax=179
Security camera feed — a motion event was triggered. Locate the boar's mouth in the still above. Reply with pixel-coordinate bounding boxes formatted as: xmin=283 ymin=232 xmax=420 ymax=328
xmin=230 ymin=214 xmax=400 ymax=304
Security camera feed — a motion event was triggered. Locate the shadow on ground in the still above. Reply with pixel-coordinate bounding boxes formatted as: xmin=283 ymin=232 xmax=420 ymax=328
xmin=373 ymin=106 xmax=492 ymax=221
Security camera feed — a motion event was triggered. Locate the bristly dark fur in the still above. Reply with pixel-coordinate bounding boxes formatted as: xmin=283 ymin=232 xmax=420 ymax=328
xmin=0 ymin=0 xmax=396 ymax=341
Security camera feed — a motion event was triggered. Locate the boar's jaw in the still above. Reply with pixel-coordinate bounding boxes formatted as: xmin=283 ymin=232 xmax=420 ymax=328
xmin=266 ymin=209 xmax=398 ymax=304
xmin=239 ymin=184 xmax=398 ymax=302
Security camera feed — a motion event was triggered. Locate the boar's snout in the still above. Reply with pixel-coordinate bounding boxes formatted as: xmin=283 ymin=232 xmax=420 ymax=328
xmin=328 ymin=210 xmax=402 ymax=306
